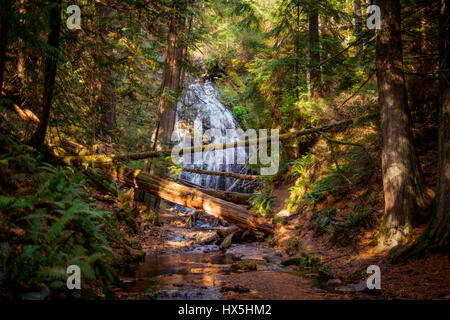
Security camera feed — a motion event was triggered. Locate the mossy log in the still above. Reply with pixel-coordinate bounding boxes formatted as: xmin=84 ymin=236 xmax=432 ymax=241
xmin=175 ymin=179 xmax=254 ymax=205
xmin=61 ymin=112 xmax=379 ymax=165
xmin=178 ymin=167 xmax=259 ymax=180
xmin=85 ymin=163 xmax=274 ymax=234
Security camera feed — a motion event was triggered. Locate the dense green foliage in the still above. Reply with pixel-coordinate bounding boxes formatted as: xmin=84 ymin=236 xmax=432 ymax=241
xmin=0 ymin=136 xmax=115 ymax=298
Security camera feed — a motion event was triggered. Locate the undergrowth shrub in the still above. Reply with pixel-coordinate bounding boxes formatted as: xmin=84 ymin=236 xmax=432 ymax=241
xmin=331 ymin=205 xmax=380 ymax=247
xmin=250 ymin=179 xmax=274 ymax=217
xmin=0 ymin=137 xmax=115 ymax=299
xmin=311 ymin=208 xmax=337 ymax=235
xmin=281 ymin=251 xmax=331 ymax=276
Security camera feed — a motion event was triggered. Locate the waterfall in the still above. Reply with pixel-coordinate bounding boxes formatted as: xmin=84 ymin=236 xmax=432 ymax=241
xmin=172 ymin=78 xmax=248 ymax=192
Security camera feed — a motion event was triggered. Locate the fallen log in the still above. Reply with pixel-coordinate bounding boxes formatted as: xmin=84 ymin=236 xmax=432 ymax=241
xmin=178 ymin=167 xmax=259 ymax=180
xmin=175 ymin=179 xmax=254 ymax=205
xmin=113 ymin=165 xmax=273 ymax=234
xmin=2 ymin=90 xmax=40 ymax=123
xmin=61 ymin=158 xmax=274 ymax=234
xmin=61 ymin=112 xmax=379 ymax=165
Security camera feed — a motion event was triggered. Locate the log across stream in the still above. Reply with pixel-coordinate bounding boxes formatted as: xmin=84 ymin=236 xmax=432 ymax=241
xmin=93 ymin=163 xmax=274 ymax=234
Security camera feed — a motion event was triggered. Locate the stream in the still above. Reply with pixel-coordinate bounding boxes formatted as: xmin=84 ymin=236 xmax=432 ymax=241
xmin=116 ymin=78 xmax=356 ymax=300
xmin=117 ymin=78 xmax=287 ymax=300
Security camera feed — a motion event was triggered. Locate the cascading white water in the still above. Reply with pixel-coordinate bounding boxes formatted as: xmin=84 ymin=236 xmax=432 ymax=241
xmin=172 ymin=78 xmax=248 ymax=192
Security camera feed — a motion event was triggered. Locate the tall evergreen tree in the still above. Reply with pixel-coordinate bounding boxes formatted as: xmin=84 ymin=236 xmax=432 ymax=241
xmin=376 ymin=0 xmax=429 ymax=246
xmin=28 ymin=0 xmax=62 ymax=149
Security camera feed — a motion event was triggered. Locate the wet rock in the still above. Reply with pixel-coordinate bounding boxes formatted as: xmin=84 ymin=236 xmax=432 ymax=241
xmin=318 ymin=269 xmax=333 ymax=280
xmin=120 ymin=278 xmax=136 ymax=286
xmin=230 ymin=261 xmax=257 ymax=272
xmin=280 ymin=257 xmax=302 ymax=266
xmin=221 ymin=285 xmax=250 ymax=293
xmin=220 ymin=232 xmax=235 ymax=250
xmin=231 ymin=254 xmax=242 ymax=262
xmin=230 ymin=263 xmax=241 ymax=271
xmin=354 ymin=281 xmax=370 ymax=292
xmin=354 ymin=281 xmax=381 ymax=295
xmin=336 ymin=285 xmax=356 ymax=293
xmin=252 ymin=231 xmax=266 ymax=242
xmin=327 ymin=279 xmax=343 ymax=287
xmin=217 ymin=226 xmax=240 ymax=239
xmin=241 ymin=261 xmax=257 ymax=271
xmin=304 ymin=273 xmax=320 ymax=278
xmin=20 ymin=289 xmax=49 ymax=300
xmin=199 ymin=232 xmax=220 ymax=245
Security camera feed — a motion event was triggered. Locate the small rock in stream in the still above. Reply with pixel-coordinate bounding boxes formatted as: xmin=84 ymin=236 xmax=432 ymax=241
xmin=221 ymin=285 xmax=250 ymax=293
xmin=327 ymin=279 xmax=343 ymax=287
xmin=354 ymin=281 xmax=381 ymax=295
xmin=120 ymin=278 xmax=137 ymax=285
xmin=336 ymin=285 xmax=357 ymax=293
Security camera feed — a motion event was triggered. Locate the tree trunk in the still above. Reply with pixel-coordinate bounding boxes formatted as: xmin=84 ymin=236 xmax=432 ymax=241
xmin=376 ymin=0 xmax=428 ymax=246
xmin=28 ymin=0 xmax=61 ymax=150
xmin=176 ymin=179 xmax=254 ymax=205
xmin=153 ymin=1 xmax=186 ymax=151
xmin=408 ymin=4 xmax=431 ymax=121
xmin=103 ymin=164 xmax=273 ymax=234
xmin=295 ymin=0 xmax=301 ymax=99
xmin=61 ymin=112 xmax=379 ymax=163
xmin=98 ymin=7 xmax=117 ymax=138
xmin=147 ymin=1 xmax=187 ymax=211
xmin=17 ymin=0 xmax=26 ymax=86
xmin=178 ymin=167 xmax=259 ymax=180
xmin=307 ymin=2 xmax=320 ymax=99
xmin=0 ymin=0 xmax=11 ymax=95
xmin=403 ymin=0 xmax=450 ymax=255
xmin=353 ymin=0 xmax=362 ymax=63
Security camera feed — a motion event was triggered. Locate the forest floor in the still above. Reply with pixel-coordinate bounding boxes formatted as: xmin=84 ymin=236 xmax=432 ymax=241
xmin=110 ymin=128 xmax=450 ymax=300
xmin=271 ymin=179 xmax=450 ymax=300
xmin=112 ymin=192 xmax=449 ymax=300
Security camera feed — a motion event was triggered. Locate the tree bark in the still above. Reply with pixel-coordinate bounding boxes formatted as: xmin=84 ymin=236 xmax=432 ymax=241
xmin=402 ymin=0 xmax=450 ymax=255
xmin=175 ymin=179 xmax=254 ymax=205
xmin=307 ymin=2 xmax=320 ymax=99
xmin=17 ymin=0 xmax=26 ymax=86
xmin=295 ymin=0 xmax=301 ymax=99
xmin=353 ymin=0 xmax=362 ymax=62
xmin=178 ymin=167 xmax=259 ymax=181
xmin=0 ymin=0 xmax=11 ymax=96
xmin=376 ymin=0 xmax=429 ymax=246
xmin=28 ymin=0 xmax=62 ymax=150
xmin=153 ymin=1 xmax=186 ymax=151
xmin=98 ymin=7 xmax=117 ymax=137
xmin=99 ymin=164 xmax=274 ymax=234
xmin=61 ymin=112 xmax=379 ymax=164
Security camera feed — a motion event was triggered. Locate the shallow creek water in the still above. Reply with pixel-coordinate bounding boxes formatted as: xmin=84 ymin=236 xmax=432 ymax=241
xmin=118 ymin=212 xmax=289 ymax=300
